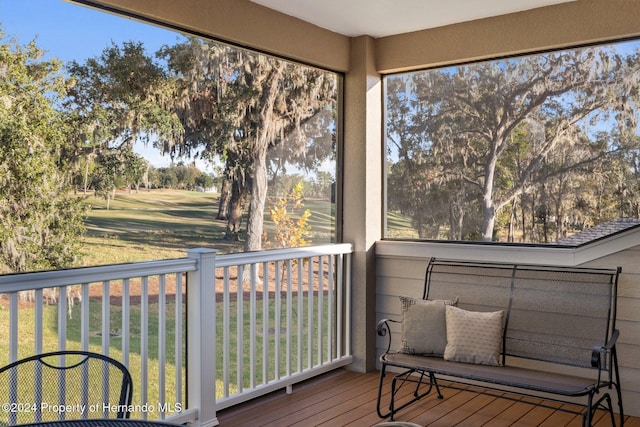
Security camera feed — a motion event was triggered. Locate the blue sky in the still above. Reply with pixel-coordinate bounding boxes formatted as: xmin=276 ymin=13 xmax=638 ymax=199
xmin=0 ymin=0 xmax=212 ymax=171
xmin=0 ymin=0 xmax=180 ymax=62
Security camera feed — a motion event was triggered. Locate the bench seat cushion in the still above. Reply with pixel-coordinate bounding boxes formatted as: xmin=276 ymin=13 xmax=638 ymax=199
xmin=381 ymin=353 xmax=598 ymax=396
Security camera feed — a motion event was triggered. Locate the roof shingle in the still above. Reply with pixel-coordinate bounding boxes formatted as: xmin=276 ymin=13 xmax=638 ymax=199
xmin=555 ymin=218 xmax=640 ymax=246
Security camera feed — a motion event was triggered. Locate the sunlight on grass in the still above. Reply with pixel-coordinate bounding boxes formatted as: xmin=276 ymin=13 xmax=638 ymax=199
xmin=78 ymin=189 xmax=238 ymax=265
xmin=78 ymin=189 xmax=337 ymax=266
xmin=79 ymin=235 xmax=186 ymax=265
xmin=386 ymin=210 xmax=419 ymax=238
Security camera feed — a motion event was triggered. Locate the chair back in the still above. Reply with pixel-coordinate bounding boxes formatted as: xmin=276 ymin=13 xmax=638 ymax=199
xmin=0 ymin=351 xmax=133 ymax=425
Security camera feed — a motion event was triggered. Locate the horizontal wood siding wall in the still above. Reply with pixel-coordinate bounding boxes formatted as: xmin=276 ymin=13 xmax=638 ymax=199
xmin=375 ymin=238 xmax=640 ymax=417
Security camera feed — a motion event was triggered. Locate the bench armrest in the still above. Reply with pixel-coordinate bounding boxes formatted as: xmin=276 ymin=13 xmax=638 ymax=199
xmin=591 ymin=328 xmax=620 ymax=368
xmin=377 ymin=318 xmax=401 ymax=354
xmin=604 ymin=328 xmax=620 ymax=350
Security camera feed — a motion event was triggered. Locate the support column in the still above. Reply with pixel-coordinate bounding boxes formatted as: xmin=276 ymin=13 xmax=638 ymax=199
xmin=342 ymin=35 xmax=382 ymax=372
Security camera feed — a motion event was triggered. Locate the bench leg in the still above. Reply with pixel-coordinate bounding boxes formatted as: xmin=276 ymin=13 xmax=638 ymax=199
xmin=376 ymin=364 xmax=419 ymax=420
xmin=613 ymin=348 xmax=625 ymax=426
xmin=376 ymin=364 xmax=441 ymax=421
xmin=586 ymin=390 xmax=621 ymax=427
xmin=615 ymin=380 xmax=625 ymax=427
xmin=430 ymin=372 xmax=443 ymax=399
xmin=376 ymin=364 xmax=388 ymax=419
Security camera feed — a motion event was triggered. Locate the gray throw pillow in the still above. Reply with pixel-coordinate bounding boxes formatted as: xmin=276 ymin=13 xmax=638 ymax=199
xmin=399 ymin=296 xmax=457 ymax=356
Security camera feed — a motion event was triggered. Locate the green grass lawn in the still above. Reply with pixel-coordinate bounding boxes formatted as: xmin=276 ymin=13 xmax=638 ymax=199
xmin=386 ymin=210 xmax=419 ymax=238
xmin=78 ymin=189 xmax=337 ymax=265
xmin=78 ymin=189 xmax=238 ymax=265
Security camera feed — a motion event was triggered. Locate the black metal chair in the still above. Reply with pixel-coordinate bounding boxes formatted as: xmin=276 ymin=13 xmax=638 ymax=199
xmin=0 ymin=351 xmax=133 ymax=425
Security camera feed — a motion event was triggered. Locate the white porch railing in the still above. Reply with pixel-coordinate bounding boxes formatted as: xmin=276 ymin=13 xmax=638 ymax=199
xmin=0 ymin=243 xmax=353 ymax=427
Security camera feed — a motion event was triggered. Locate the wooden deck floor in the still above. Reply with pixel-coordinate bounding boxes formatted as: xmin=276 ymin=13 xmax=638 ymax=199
xmin=216 ymin=369 xmax=640 ymax=427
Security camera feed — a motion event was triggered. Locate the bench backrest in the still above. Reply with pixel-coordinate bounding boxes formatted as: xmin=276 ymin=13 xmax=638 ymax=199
xmin=424 ymin=258 xmax=620 ymax=369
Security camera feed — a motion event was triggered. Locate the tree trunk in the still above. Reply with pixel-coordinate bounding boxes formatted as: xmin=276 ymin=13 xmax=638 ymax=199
xmin=520 ymin=199 xmax=526 ymax=243
xmin=244 ymin=63 xmax=285 ymax=251
xmin=225 ymin=179 xmax=247 ymax=241
xmin=246 ymin=148 xmax=268 ymax=251
xmin=217 ymin=177 xmax=231 ymax=220
xmin=508 ymin=199 xmax=517 ymax=243
xmin=481 ymin=149 xmax=499 ymax=241
xmin=144 ymin=163 xmax=150 ymax=192
xmin=83 ymin=158 xmax=90 ymax=195
xmin=449 ymin=201 xmax=464 ymax=240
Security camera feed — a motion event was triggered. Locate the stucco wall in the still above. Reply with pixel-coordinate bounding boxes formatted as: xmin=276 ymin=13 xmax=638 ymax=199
xmin=376 ymin=235 xmax=640 ymax=417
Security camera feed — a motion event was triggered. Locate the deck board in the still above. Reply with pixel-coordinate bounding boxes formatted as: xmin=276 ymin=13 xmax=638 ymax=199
xmin=216 ymin=369 xmax=635 ymax=426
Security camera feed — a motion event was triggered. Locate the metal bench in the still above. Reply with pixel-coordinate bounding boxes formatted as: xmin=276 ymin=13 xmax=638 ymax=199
xmin=376 ymin=258 xmax=623 ymax=426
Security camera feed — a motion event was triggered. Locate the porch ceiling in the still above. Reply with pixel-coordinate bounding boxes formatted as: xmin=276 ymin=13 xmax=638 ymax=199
xmin=249 ymin=0 xmax=576 ymax=38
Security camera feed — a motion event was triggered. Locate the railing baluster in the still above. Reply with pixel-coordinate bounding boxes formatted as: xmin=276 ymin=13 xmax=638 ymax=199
xmin=35 ymin=289 xmax=43 ymax=355
xmin=34 ymin=289 xmax=44 ymax=422
xmin=9 ymin=293 xmax=17 ymax=363
xmin=318 ymin=256 xmax=324 ymax=366
xmin=80 ymin=283 xmax=90 ymax=418
xmin=122 ymin=278 xmax=130 ymax=367
xmin=286 ymin=259 xmax=293 ymax=378
xmin=223 ymin=267 xmax=230 ymax=397
xmin=101 ymin=281 xmax=110 ymax=354
xmin=174 ymin=273 xmax=183 ymax=407
xmin=141 ymin=276 xmax=149 ymax=420
xmin=158 ymin=274 xmax=167 ymax=418
xmin=328 ymin=256 xmax=335 ymax=361
xmin=307 ymin=257 xmax=314 ymax=369
xmin=337 ymin=254 xmax=344 ymax=358
xmin=275 ymin=261 xmax=282 ymax=380
xmin=99 ymin=280 xmax=111 ymax=418
xmin=81 ymin=284 xmax=90 ymax=351
xmin=345 ymin=252 xmax=352 ymax=356
xmin=297 ymin=257 xmax=303 ymax=373
xmin=58 ymin=286 xmax=67 ymax=351
xmin=250 ymin=264 xmax=257 ymax=389
xmin=262 ymin=262 xmax=269 ymax=385
xmin=236 ymin=265 xmax=244 ymax=393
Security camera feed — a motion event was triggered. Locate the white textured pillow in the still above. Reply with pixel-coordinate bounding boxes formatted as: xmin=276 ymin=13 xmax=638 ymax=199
xmin=444 ymin=305 xmax=505 ymax=366
xmin=399 ymin=296 xmax=458 ymax=356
